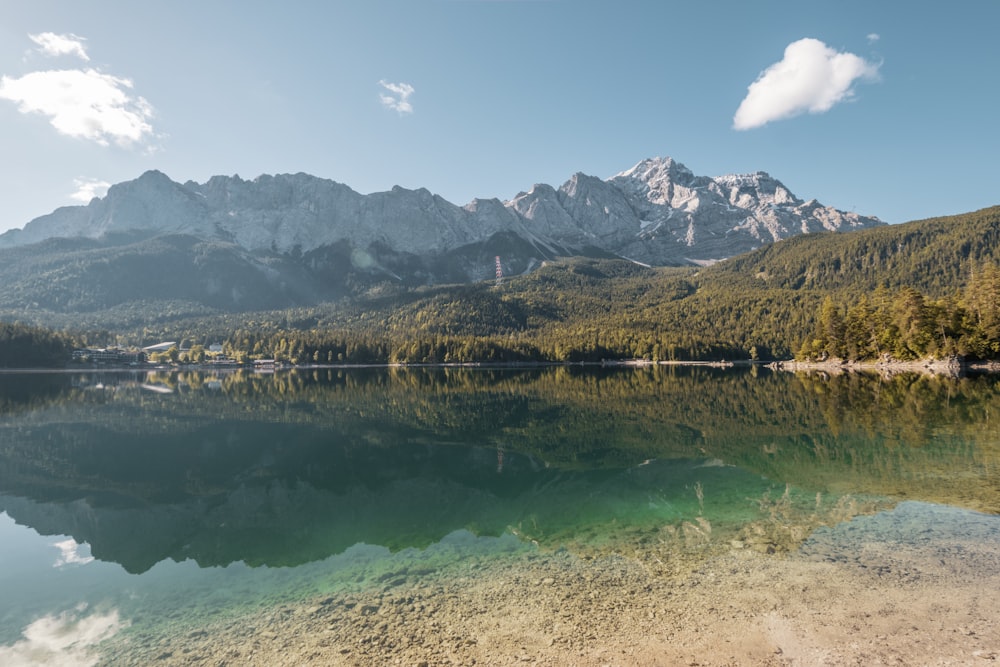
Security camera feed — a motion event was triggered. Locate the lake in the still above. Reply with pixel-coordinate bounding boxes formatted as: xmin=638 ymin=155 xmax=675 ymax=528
xmin=1 ymin=366 xmax=999 ymax=665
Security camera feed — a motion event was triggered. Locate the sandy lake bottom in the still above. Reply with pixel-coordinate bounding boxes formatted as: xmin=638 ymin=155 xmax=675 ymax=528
xmin=86 ymin=501 xmax=1000 ymax=667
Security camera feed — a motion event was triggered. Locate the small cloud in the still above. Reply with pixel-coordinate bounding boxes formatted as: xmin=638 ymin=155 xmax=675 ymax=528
xmin=70 ymin=178 xmax=111 ymax=203
xmin=0 ymin=67 xmax=155 ymax=147
xmin=378 ymin=80 xmax=414 ymax=114
xmin=733 ymin=37 xmax=880 ymax=130
xmin=29 ymin=32 xmax=90 ymax=61
xmin=867 ymin=33 xmax=880 ymax=44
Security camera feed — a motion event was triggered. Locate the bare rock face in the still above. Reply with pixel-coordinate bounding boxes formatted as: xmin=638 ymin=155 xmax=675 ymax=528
xmin=603 ymin=157 xmax=879 ymax=263
xmin=0 ymin=170 xmax=213 ymax=246
xmin=504 ymin=156 xmax=881 ymax=265
xmin=0 ymin=157 xmax=884 ymax=270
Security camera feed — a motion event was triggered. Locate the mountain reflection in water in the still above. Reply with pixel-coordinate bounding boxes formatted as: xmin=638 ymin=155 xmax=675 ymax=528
xmin=1 ymin=366 xmax=999 ymax=574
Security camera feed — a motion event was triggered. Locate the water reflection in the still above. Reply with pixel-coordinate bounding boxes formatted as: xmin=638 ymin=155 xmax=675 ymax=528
xmin=52 ymin=539 xmax=95 ymax=568
xmin=0 ymin=366 xmax=998 ymax=575
xmin=0 ymin=605 xmax=126 ymax=667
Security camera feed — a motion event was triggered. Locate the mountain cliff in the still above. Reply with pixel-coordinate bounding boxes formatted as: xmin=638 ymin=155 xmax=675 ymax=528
xmin=1 ymin=157 xmax=881 ymax=267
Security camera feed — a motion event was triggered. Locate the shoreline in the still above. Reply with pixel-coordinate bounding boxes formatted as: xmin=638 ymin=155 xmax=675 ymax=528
xmin=97 ymin=501 xmax=1000 ymax=667
xmin=4 ymin=357 xmax=1000 ymax=375
xmin=768 ymin=356 xmax=1000 ymax=376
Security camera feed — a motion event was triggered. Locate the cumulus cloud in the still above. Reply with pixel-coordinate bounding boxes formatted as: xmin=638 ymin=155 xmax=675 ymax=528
xmin=0 ymin=68 xmax=154 ymax=147
xmin=0 ymin=33 xmax=155 ymax=148
xmin=378 ymin=80 xmax=414 ymax=114
xmin=70 ymin=178 xmax=111 ymax=203
xmin=733 ymin=38 xmax=880 ymax=130
xmin=867 ymin=33 xmax=880 ymax=43
xmin=29 ymin=32 xmax=90 ymax=61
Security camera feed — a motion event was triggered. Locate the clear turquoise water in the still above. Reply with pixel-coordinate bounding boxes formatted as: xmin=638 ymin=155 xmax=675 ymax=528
xmin=1 ymin=366 xmax=999 ymax=662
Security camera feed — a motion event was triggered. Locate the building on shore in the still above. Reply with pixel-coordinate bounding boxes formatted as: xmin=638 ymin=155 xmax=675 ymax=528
xmin=142 ymin=342 xmax=178 ymax=353
xmin=72 ymin=348 xmax=146 ymax=365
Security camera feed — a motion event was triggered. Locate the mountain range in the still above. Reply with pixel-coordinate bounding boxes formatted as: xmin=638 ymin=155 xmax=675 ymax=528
xmin=0 ymin=157 xmax=883 ymax=317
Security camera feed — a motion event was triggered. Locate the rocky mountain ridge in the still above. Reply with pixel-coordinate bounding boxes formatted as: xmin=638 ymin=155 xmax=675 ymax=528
xmin=0 ymin=157 xmax=887 ymax=320
xmin=1 ymin=157 xmax=882 ymax=272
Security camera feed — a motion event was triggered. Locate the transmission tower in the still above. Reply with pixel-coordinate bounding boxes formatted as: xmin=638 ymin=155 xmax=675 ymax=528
xmin=495 ymin=256 xmax=503 ymax=287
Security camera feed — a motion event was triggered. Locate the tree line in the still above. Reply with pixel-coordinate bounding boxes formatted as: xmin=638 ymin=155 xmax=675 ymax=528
xmin=0 ymin=321 xmax=78 ymax=367
xmin=799 ymin=261 xmax=1000 ymax=361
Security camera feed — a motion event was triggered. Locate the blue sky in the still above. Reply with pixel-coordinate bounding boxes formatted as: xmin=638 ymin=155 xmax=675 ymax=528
xmin=0 ymin=0 xmax=997 ymax=234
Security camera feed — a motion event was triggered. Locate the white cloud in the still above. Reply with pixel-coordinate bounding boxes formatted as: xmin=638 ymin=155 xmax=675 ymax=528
xmin=733 ymin=38 xmax=880 ymax=131
xmin=378 ymin=80 xmax=414 ymax=114
xmin=0 ymin=68 xmax=154 ymax=147
xmin=29 ymin=32 xmax=90 ymax=61
xmin=70 ymin=178 xmax=111 ymax=203
xmin=867 ymin=33 xmax=880 ymax=44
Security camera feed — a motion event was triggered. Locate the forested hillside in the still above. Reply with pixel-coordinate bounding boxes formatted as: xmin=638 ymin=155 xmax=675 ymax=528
xmin=712 ymin=205 xmax=1000 ymax=295
xmin=4 ymin=206 xmax=1000 ymax=365
xmin=198 ymin=205 xmax=1000 ymax=364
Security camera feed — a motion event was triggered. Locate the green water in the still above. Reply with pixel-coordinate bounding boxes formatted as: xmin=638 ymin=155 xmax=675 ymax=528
xmin=1 ymin=366 xmax=999 ymax=661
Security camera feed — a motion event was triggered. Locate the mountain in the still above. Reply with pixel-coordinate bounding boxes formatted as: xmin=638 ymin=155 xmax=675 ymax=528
xmin=185 ymin=205 xmax=998 ymax=362
xmin=2 ymin=204 xmax=998 ymax=362
xmin=511 ymin=158 xmax=881 ymax=265
xmin=1 ymin=157 xmax=881 ymax=263
xmin=0 ymin=157 xmax=883 ymax=321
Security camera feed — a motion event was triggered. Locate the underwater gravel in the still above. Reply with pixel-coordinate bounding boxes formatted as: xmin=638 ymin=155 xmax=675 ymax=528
xmin=100 ymin=502 xmax=1000 ymax=666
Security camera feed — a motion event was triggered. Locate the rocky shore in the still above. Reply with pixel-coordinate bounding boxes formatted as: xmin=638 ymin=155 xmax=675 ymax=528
xmin=766 ymin=355 xmax=992 ymax=377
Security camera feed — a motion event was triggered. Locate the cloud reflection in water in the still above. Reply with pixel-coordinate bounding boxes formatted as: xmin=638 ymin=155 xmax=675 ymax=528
xmin=52 ymin=539 xmax=94 ymax=568
xmin=0 ymin=604 xmax=126 ymax=667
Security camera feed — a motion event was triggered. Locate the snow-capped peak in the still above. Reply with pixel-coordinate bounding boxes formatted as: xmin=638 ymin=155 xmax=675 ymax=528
xmin=0 ymin=155 xmax=885 ymax=268
xmin=612 ymin=156 xmax=694 ymax=185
